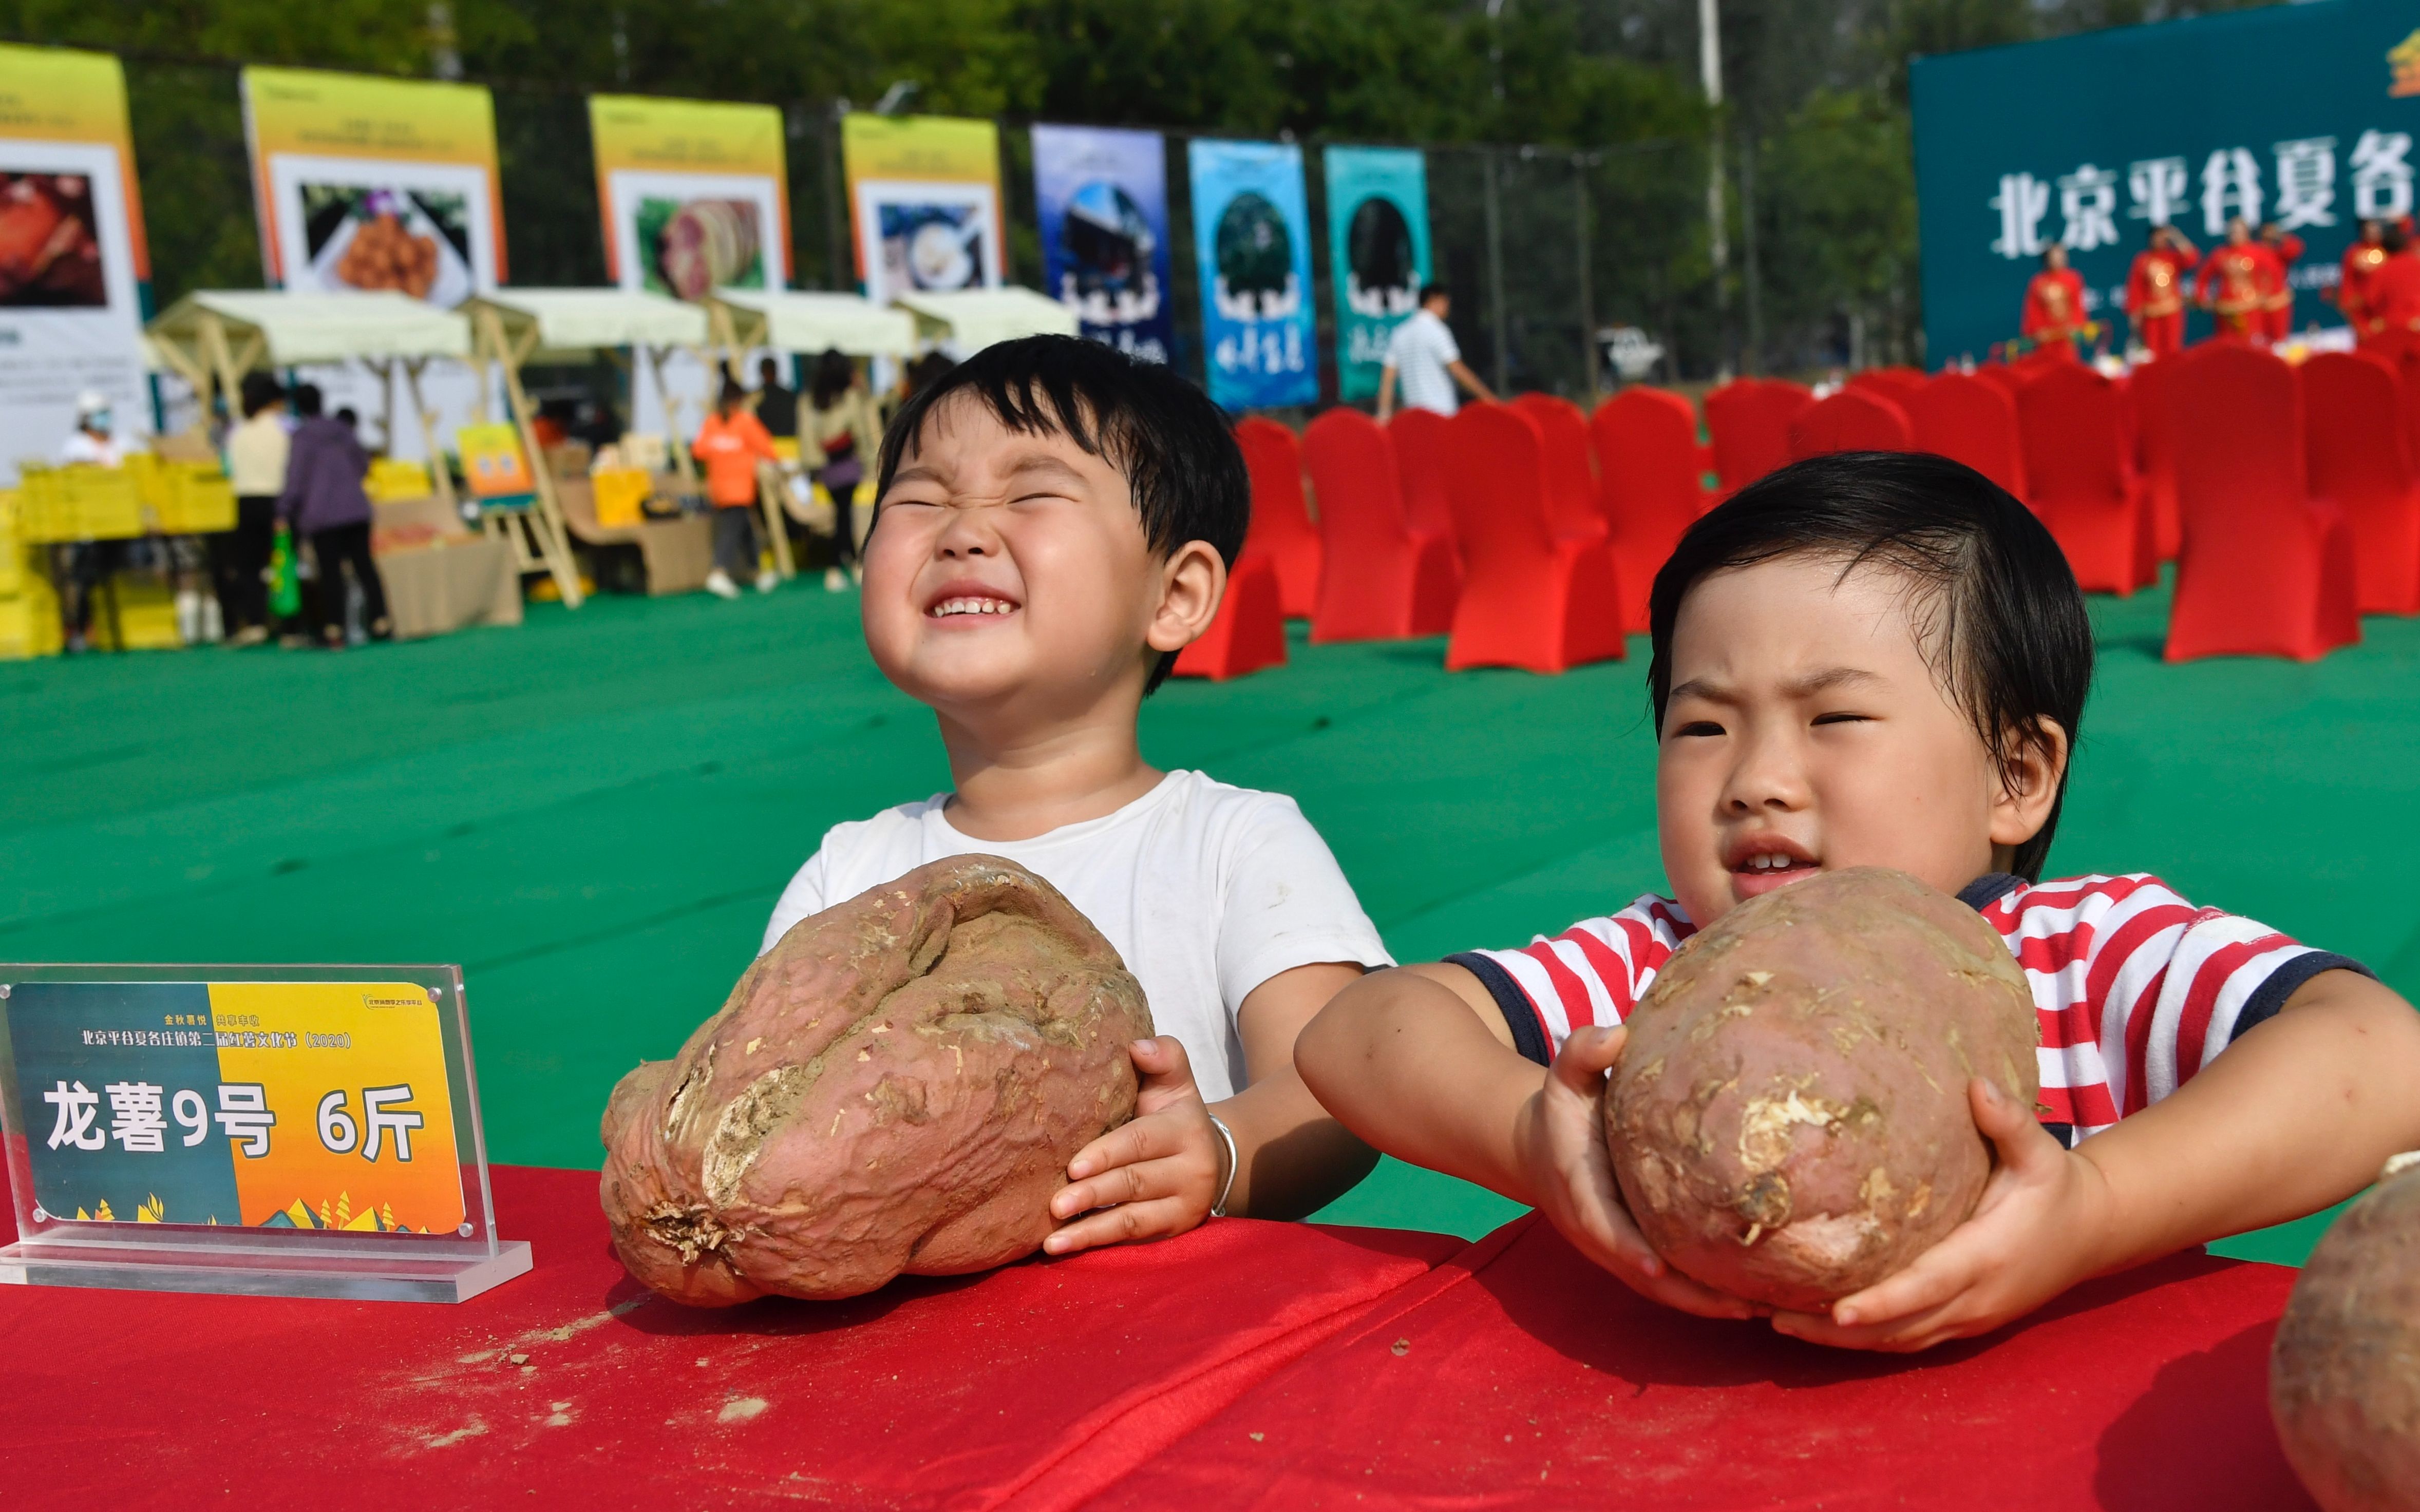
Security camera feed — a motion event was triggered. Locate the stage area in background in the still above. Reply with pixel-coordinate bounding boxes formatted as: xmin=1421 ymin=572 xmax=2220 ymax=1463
xmin=7 ymin=575 xmax=2415 ymax=1264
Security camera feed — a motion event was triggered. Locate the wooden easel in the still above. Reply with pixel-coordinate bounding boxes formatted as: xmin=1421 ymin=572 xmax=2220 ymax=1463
xmin=469 ymin=304 xmax=587 ymax=608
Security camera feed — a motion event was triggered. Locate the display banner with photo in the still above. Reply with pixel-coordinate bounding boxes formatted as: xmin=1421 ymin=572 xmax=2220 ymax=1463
xmin=1323 ymin=147 xmax=1431 ymax=402
xmin=0 ymin=44 xmax=152 ymax=477
xmin=1032 ymin=125 xmax=1174 ymax=364
xmin=1913 ymin=0 xmax=2420 ymax=361
xmin=241 ymin=67 xmax=504 ymax=303
xmin=843 ymin=114 xmax=1005 ymax=308
xmin=589 ymin=94 xmax=789 ymax=443
xmin=1188 ymin=140 xmax=1317 ymax=410
xmin=241 ymin=67 xmax=503 ymax=465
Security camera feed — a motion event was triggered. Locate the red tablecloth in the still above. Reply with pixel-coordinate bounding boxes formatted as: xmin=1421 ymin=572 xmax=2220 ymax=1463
xmin=0 ymin=1166 xmax=2314 ymax=1511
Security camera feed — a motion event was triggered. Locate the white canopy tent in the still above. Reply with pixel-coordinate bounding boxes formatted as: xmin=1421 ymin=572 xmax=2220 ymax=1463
xmin=893 ymin=288 xmax=1078 ymax=354
xmin=705 ymin=290 xmax=917 ymax=358
xmin=456 ymin=289 xmax=731 ymax=607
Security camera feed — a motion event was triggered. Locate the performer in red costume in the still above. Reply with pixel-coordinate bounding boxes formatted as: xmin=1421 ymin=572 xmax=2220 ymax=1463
xmin=2334 ymin=219 xmax=2389 ymax=334
xmin=2256 ymin=222 xmax=2306 ymax=343
xmin=2364 ymin=222 xmax=2420 ymax=342
xmin=2020 ymin=243 xmax=2088 ymax=358
xmin=2195 ymin=218 xmax=2267 ymax=341
xmin=2124 ymin=223 xmax=2199 ymax=359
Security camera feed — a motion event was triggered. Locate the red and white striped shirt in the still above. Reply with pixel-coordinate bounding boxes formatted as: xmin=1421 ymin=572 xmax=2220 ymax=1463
xmin=1448 ymin=873 xmax=2366 ymax=1145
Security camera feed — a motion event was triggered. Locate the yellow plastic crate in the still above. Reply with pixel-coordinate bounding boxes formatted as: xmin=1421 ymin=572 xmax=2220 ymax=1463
xmin=0 ymin=573 xmax=62 ymax=660
xmin=592 ymin=466 xmax=653 ymax=529
xmin=16 ymin=465 xmax=67 ymax=543
xmin=158 ymin=463 xmax=236 ymax=533
xmin=368 ymin=457 xmax=433 ymax=502
xmin=87 ymin=573 xmax=182 ymax=651
xmin=61 ymin=467 xmax=144 ymax=540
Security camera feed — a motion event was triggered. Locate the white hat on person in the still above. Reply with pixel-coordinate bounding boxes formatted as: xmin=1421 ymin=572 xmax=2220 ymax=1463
xmin=74 ymin=389 xmax=110 ymax=418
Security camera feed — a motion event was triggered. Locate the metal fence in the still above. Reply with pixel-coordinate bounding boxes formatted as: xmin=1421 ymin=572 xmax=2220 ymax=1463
xmin=123 ymin=59 xmax=1918 ymax=406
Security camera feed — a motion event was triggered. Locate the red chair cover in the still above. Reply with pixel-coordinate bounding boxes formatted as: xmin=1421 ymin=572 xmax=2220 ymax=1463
xmin=1787 ymin=388 xmax=1914 ymax=459
xmin=2129 ymin=356 xmax=2186 ymax=561
xmin=1439 ymin=403 xmax=1625 ymax=672
xmin=1590 ymin=387 xmax=1706 ymax=634
xmin=1302 ymin=408 xmax=1460 ymax=641
xmin=1387 ymin=407 xmax=1461 ymax=566
xmin=1234 ymin=416 xmax=1322 ymax=619
xmin=1972 ymin=364 xmax=2026 ymax=400
xmin=1906 ymin=371 xmax=2028 ymax=497
xmin=2015 ymin=363 xmax=2158 ymax=595
xmin=2300 ymin=350 xmax=2420 ymax=614
xmin=1846 ymin=366 xmax=1925 ymax=401
xmin=1705 ymin=379 xmax=1809 ymax=496
xmin=2167 ymin=342 xmax=2359 ymax=661
xmin=1171 ymin=549 xmax=1288 ymax=680
xmin=1509 ymin=392 xmax=1605 ymax=541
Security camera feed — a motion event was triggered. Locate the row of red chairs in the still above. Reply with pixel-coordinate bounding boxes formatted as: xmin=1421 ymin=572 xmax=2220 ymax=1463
xmin=1179 ymin=391 xmax=1714 ymax=678
xmin=1178 ymin=338 xmax=2420 ymax=678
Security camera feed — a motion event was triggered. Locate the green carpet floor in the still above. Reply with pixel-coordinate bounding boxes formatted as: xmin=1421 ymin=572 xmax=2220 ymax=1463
xmin=8 ymin=573 xmax=2418 ymax=1266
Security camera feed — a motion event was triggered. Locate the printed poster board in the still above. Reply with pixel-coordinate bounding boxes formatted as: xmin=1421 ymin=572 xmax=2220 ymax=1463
xmin=843 ymin=114 xmax=1005 ymax=310
xmin=1032 ymin=124 xmax=1174 ymax=364
xmin=589 ymin=94 xmax=788 ymax=442
xmin=0 ymin=45 xmax=152 ymax=480
xmin=1188 ymin=139 xmax=1318 ymax=410
xmin=240 ymin=67 xmax=503 ymax=464
xmin=1324 ymin=146 xmax=1432 ymax=403
xmin=1912 ymin=0 xmax=2420 ymax=360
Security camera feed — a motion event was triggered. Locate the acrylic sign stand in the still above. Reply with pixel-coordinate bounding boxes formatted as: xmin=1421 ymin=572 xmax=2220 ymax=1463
xmin=0 ymin=964 xmax=531 ymax=1303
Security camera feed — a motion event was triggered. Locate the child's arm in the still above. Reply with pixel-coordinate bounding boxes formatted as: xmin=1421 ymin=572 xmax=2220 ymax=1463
xmin=1297 ymin=964 xmax=1757 ymax=1319
xmin=1776 ymin=969 xmax=2420 ymax=1352
xmin=1042 ymin=962 xmax=1378 ymax=1253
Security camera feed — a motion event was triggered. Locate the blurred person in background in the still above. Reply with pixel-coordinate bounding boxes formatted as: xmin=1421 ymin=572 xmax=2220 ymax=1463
xmin=2364 ymin=221 xmax=2420 ymax=339
xmin=2019 ymin=243 xmax=2087 ymax=357
xmin=1377 ymin=284 xmax=1494 ymax=420
xmin=804 ymin=348 xmax=881 ymax=592
xmin=53 ymin=389 xmax=122 ymax=653
xmin=2256 ymin=221 xmax=2304 ymax=342
xmin=695 ymin=376 xmax=779 ymax=599
xmin=218 ymin=371 xmax=289 ymax=646
xmin=754 ymin=355 xmax=799 ymax=441
xmin=2124 ymin=224 xmax=2196 ymax=361
xmin=2196 ymin=218 xmax=2267 ymax=340
xmin=2333 ymin=219 xmax=2388 ymax=333
xmin=278 ymin=382 xmax=390 ymax=648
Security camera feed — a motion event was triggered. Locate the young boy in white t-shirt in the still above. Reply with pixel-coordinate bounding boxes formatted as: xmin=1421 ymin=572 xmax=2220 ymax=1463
xmin=762 ymin=335 xmax=1391 ymax=1255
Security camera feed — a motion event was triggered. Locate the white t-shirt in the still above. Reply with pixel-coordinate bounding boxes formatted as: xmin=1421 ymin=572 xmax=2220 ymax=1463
xmin=760 ymin=770 xmax=1392 ymax=1102
xmin=60 ymin=430 xmax=119 ymax=467
xmin=1384 ymin=309 xmax=1463 ymax=416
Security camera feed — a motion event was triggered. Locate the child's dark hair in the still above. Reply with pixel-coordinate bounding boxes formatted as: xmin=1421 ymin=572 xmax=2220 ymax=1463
xmin=873 ymin=334 xmax=1250 ymax=691
xmin=1646 ymin=452 xmax=2093 ymax=881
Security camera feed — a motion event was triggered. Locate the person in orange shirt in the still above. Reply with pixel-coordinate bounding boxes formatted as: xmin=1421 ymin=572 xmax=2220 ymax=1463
xmin=2333 ymin=219 xmax=2389 ymax=333
xmin=2020 ymin=242 xmax=2088 ymax=358
xmin=2362 ymin=222 xmax=2420 ymax=343
xmin=2124 ymin=223 xmax=2199 ymax=360
xmin=2255 ymin=222 xmax=2305 ymax=343
xmin=2195 ymin=217 xmax=2267 ymax=340
xmin=694 ymin=377 xmax=781 ymax=598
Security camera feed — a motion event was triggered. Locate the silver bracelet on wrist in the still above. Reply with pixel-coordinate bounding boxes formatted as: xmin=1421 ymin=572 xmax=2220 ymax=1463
xmin=1207 ymin=1114 xmax=1239 ymax=1218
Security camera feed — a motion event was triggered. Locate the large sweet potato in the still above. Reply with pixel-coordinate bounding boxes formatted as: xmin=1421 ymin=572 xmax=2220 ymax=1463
xmin=1606 ymin=867 xmax=2039 ymax=1310
xmin=2270 ymin=1152 xmax=2420 ymax=1512
xmin=599 ymin=855 xmax=1153 ymax=1304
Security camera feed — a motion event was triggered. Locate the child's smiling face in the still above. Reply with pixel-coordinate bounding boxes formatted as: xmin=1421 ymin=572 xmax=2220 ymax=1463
xmin=861 ymin=394 xmax=1209 ymax=721
xmin=1656 ymin=552 xmax=2065 ymax=928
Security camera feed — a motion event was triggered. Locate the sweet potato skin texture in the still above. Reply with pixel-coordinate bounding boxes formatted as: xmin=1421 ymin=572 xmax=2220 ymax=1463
xmin=2270 ymin=1157 xmax=2420 ymax=1512
xmin=1606 ymin=867 xmax=2040 ymax=1311
xmin=599 ymin=855 xmax=1153 ymax=1305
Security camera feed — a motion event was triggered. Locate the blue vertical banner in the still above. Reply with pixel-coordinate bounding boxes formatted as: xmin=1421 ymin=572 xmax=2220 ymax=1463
xmin=1033 ymin=124 xmax=1175 ymax=365
xmin=1324 ymin=147 xmax=1432 ymax=403
xmin=1188 ymin=139 xmax=1318 ymax=409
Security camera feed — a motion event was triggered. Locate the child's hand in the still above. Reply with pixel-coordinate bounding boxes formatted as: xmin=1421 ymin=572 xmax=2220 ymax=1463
xmin=1517 ymin=1026 xmax=1761 ymax=1322
xmin=1043 ymin=1036 xmax=1226 ymax=1256
xmin=1770 ymin=1077 xmax=2113 ymax=1352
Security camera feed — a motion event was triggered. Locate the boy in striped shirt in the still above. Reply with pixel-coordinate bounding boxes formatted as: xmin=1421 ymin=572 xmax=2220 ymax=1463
xmin=1299 ymin=452 xmax=2420 ymax=1351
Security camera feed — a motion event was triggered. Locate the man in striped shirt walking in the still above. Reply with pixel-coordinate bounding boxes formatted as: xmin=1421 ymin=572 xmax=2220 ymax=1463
xmin=1300 ymin=453 xmax=2420 ymax=1352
